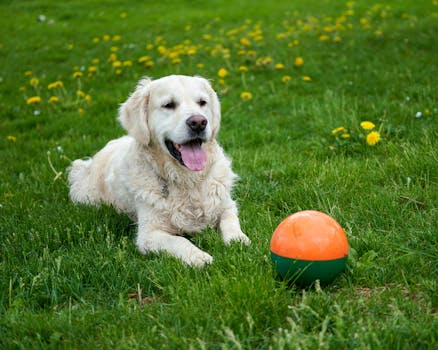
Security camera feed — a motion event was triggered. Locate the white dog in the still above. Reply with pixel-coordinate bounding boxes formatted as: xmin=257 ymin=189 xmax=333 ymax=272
xmin=68 ymin=75 xmax=250 ymax=267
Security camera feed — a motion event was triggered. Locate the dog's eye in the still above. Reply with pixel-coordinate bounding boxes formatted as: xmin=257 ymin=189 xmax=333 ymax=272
xmin=198 ymin=99 xmax=207 ymax=107
xmin=163 ymin=101 xmax=176 ymax=109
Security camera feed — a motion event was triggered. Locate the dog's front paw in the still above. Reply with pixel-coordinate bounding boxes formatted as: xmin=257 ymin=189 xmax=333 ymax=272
xmin=222 ymin=230 xmax=251 ymax=246
xmin=182 ymin=248 xmax=213 ymax=267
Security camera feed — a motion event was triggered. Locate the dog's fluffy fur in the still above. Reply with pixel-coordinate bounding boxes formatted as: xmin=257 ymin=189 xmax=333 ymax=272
xmin=68 ymin=75 xmax=249 ymax=267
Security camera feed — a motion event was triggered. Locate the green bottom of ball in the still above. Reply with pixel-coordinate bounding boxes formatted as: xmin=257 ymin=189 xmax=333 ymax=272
xmin=271 ymin=252 xmax=347 ymax=285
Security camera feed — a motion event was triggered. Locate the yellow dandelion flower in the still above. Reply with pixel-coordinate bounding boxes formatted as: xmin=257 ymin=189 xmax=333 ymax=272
xmin=120 ymin=12 xmax=127 ymax=19
xmin=145 ymin=60 xmax=154 ymax=67
xmin=48 ymin=96 xmax=59 ymax=103
xmin=24 ymin=70 xmax=33 ymax=76
xmin=108 ymin=53 xmax=117 ymax=62
xmin=19 ymin=86 xmax=26 ymax=92
xmin=302 ymin=76 xmax=312 ymax=82
xmin=275 ymin=63 xmax=285 ymax=70
xmin=282 ymin=75 xmax=291 ymax=83
xmin=112 ymin=60 xmax=122 ymax=68
xmin=360 ymin=121 xmax=375 ymax=130
xmin=115 ymin=69 xmax=122 ymax=75
xmin=110 ymin=46 xmax=119 ymax=52
xmin=88 ymin=66 xmax=97 ymax=73
xmin=85 ymin=94 xmax=92 ymax=104
xmin=333 ymin=36 xmax=342 ymax=43
xmin=26 ymin=96 xmax=41 ymax=105
xmin=76 ymin=90 xmax=85 ymax=97
xmin=332 ymin=126 xmax=346 ymax=135
xmin=218 ymin=68 xmax=228 ymax=78
xmin=240 ymin=38 xmax=251 ymax=46
xmin=203 ymin=34 xmax=212 ymax=41
xmin=73 ymin=71 xmax=83 ymax=78
xmin=294 ymin=57 xmax=304 ymax=67
xmin=319 ymin=34 xmax=330 ymax=41
xmin=78 ymin=108 xmax=85 ymax=114
xmin=92 ymin=58 xmax=100 ymax=65
xmin=341 ymin=133 xmax=351 ymax=139
xmin=92 ymin=37 xmax=100 ymax=44
xmin=197 ymin=63 xmax=205 ymax=68
xmin=30 ymin=78 xmax=39 ymax=86
xmin=67 ymin=43 xmax=74 ymax=50
xmin=240 ymin=91 xmax=253 ymax=100
xmin=123 ymin=60 xmax=133 ymax=67
xmin=48 ymin=81 xmax=64 ymax=90
xmin=112 ymin=35 xmax=121 ymax=42
xmin=6 ymin=135 xmax=17 ymax=142
xmin=366 ymin=131 xmax=381 ymax=146
xmin=103 ymin=34 xmax=110 ymax=41
xmin=238 ymin=66 xmax=248 ymax=72
xmin=138 ymin=55 xmax=150 ymax=63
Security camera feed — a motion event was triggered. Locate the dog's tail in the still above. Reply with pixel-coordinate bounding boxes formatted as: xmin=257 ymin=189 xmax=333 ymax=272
xmin=68 ymin=158 xmax=97 ymax=204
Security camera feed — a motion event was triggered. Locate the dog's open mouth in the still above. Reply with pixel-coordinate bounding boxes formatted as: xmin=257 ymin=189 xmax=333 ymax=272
xmin=165 ymin=139 xmax=206 ymax=171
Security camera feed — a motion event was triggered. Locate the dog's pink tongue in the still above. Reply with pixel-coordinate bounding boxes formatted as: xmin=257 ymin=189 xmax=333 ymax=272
xmin=180 ymin=143 xmax=206 ymax=171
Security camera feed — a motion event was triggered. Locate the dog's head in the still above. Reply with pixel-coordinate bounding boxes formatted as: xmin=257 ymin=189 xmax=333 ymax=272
xmin=118 ymin=75 xmax=221 ymax=171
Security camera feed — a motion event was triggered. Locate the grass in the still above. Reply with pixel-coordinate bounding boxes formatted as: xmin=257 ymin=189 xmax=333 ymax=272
xmin=1 ymin=0 xmax=437 ymax=348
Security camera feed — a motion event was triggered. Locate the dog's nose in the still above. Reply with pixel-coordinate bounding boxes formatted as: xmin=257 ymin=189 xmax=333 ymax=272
xmin=186 ymin=115 xmax=208 ymax=133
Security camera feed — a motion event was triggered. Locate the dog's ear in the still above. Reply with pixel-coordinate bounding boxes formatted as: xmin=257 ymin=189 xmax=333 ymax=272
xmin=196 ymin=76 xmax=221 ymax=138
xmin=118 ymin=77 xmax=152 ymax=145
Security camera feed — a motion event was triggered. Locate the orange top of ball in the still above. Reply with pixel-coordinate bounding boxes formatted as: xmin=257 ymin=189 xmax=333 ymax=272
xmin=270 ymin=210 xmax=348 ymax=261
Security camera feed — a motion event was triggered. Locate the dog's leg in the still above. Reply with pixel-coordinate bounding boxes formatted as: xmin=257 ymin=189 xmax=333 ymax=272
xmin=135 ymin=226 xmax=213 ymax=267
xmin=219 ymin=207 xmax=251 ymax=245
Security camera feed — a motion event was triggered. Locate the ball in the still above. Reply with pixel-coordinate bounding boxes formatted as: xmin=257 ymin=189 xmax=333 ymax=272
xmin=270 ymin=210 xmax=348 ymax=285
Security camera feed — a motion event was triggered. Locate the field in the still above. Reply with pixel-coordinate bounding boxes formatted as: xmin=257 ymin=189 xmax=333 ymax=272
xmin=0 ymin=0 xmax=437 ymax=348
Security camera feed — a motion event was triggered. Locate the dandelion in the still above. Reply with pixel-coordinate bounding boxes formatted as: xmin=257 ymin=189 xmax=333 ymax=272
xmin=294 ymin=57 xmax=304 ymax=67
xmin=240 ymin=91 xmax=253 ymax=100
xmin=112 ymin=35 xmax=121 ymax=42
xmin=238 ymin=66 xmax=248 ymax=72
xmin=366 ymin=131 xmax=381 ymax=146
xmin=24 ymin=70 xmax=33 ymax=76
xmin=85 ymin=94 xmax=92 ymax=104
xmin=275 ymin=63 xmax=285 ymax=70
xmin=218 ymin=68 xmax=228 ymax=78
xmin=302 ymin=76 xmax=312 ymax=82
xmin=197 ymin=63 xmax=205 ymax=68
xmin=92 ymin=58 xmax=100 ymax=65
xmin=123 ymin=60 xmax=133 ymax=67
xmin=341 ymin=133 xmax=351 ymax=139
xmin=48 ymin=81 xmax=64 ymax=90
xmin=138 ymin=56 xmax=150 ymax=63
xmin=26 ymin=96 xmax=41 ymax=105
xmin=76 ymin=90 xmax=85 ymax=98
xmin=30 ymin=78 xmax=39 ymax=86
xmin=48 ymin=96 xmax=59 ymax=103
xmin=88 ymin=66 xmax=97 ymax=73
xmin=112 ymin=60 xmax=122 ymax=68
xmin=332 ymin=126 xmax=346 ymax=135
xmin=103 ymin=34 xmax=110 ymax=41
xmin=360 ymin=121 xmax=375 ymax=130
xmin=67 ymin=43 xmax=74 ymax=50
xmin=78 ymin=108 xmax=85 ymax=114
xmin=73 ymin=71 xmax=83 ymax=78
xmin=6 ymin=135 xmax=17 ymax=142
xmin=120 ymin=12 xmax=127 ymax=19
xmin=92 ymin=37 xmax=100 ymax=44
xmin=108 ymin=53 xmax=117 ymax=62
xmin=282 ymin=75 xmax=291 ymax=83
xmin=319 ymin=34 xmax=330 ymax=41
xmin=240 ymin=38 xmax=251 ymax=46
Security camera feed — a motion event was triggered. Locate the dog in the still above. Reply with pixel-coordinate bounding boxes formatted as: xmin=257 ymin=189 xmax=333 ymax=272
xmin=68 ymin=75 xmax=250 ymax=267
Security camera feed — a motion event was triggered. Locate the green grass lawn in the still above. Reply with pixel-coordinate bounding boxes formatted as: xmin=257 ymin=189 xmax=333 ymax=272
xmin=1 ymin=0 xmax=437 ymax=348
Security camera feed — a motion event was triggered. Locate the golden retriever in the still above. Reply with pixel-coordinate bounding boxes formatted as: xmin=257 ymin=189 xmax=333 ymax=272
xmin=68 ymin=75 xmax=250 ymax=267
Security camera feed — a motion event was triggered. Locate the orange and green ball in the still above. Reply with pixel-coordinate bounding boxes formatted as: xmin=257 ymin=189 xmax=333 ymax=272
xmin=270 ymin=210 xmax=349 ymax=285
